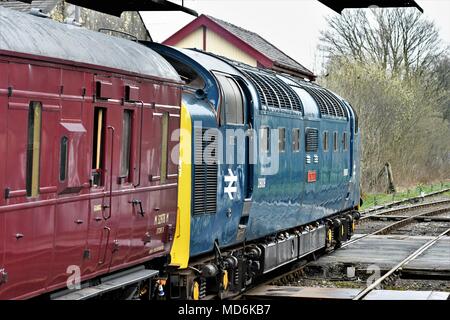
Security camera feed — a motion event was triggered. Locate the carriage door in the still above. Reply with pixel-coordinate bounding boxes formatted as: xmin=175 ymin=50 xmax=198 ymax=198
xmin=88 ymin=78 xmax=118 ymax=273
xmin=215 ymin=73 xmax=251 ymax=242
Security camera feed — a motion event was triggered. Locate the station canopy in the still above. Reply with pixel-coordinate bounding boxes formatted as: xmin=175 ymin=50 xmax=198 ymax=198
xmin=318 ymin=0 xmax=423 ymax=13
xmin=16 ymin=1 xmax=423 ymax=17
xmin=15 ymin=0 xmax=199 ymax=16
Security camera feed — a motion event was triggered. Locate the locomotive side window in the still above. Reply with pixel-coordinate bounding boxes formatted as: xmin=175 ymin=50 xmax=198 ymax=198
xmin=59 ymin=136 xmax=68 ymax=182
xmin=323 ymin=131 xmax=329 ymax=152
xmin=260 ymin=127 xmax=270 ymax=153
xmin=215 ymin=74 xmax=244 ymax=125
xmin=292 ymin=128 xmax=300 ymax=152
xmin=26 ymin=101 xmax=42 ymax=197
xmin=343 ymin=131 xmax=349 ymax=151
xmin=120 ymin=110 xmax=133 ymax=181
xmin=160 ymin=112 xmax=169 ymax=184
xmin=279 ymin=128 xmax=286 ymax=152
xmin=333 ymin=131 xmax=338 ymax=152
xmin=92 ymin=107 xmax=106 ymax=187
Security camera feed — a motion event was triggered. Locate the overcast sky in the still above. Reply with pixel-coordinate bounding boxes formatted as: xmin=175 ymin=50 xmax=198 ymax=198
xmin=141 ymin=0 xmax=450 ymax=74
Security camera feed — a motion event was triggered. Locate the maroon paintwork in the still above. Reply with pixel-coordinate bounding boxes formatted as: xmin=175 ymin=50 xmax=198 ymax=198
xmin=0 ymin=51 xmax=181 ymax=299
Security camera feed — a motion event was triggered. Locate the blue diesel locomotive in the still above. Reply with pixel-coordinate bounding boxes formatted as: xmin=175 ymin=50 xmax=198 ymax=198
xmin=148 ymin=43 xmax=361 ymax=299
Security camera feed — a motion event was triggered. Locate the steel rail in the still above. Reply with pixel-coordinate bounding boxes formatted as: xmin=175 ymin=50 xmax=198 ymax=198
xmin=352 ymin=226 xmax=450 ymax=300
xmin=342 ymin=205 xmax=450 ymax=248
xmin=360 ymin=199 xmax=450 ymax=221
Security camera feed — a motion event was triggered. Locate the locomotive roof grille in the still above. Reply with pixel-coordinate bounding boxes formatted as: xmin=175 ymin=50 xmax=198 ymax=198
xmin=238 ymin=68 xmax=304 ymax=114
xmin=299 ymin=85 xmax=347 ymax=119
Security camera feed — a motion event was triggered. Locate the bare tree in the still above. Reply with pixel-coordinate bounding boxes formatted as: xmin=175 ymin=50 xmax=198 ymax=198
xmin=320 ymin=8 xmax=445 ymax=78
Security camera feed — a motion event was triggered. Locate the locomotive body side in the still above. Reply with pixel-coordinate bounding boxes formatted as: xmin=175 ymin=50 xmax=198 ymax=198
xmin=148 ymin=43 xmax=360 ymax=299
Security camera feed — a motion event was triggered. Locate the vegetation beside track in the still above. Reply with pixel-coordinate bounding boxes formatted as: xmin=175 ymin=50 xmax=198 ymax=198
xmin=360 ymin=181 xmax=450 ymax=211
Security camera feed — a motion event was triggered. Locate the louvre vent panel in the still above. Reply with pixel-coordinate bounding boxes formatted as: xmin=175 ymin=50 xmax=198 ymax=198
xmin=305 ymin=128 xmax=319 ymax=152
xmin=193 ymin=128 xmax=218 ymax=215
xmin=238 ymin=68 xmax=303 ymax=114
xmin=298 ymin=84 xmax=347 ymax=119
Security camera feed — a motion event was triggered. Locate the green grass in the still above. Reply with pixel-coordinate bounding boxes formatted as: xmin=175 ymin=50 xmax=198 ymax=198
xmin=361 ymin=182 xmax=450 ymax=211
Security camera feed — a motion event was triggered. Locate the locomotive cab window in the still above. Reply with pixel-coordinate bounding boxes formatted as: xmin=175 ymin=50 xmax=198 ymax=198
xmin=26 ymin=101 xmax=42 ymax=197
xmin=292 ymin=128 xmax=300 ymax=152
xmin=162 ymin=54 xmax=205 ymax=89
xmin=120 ymin=109 xmax=133 ymax=182
xmin=215 ymin=73 xmax=244 ymax=125
xmin=92 ymin=107 xmax=106 ymax=187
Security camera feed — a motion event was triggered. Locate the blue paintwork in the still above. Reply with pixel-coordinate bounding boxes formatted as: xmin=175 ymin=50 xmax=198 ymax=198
xmin=147 ymin=44 xmax=361 ymax=258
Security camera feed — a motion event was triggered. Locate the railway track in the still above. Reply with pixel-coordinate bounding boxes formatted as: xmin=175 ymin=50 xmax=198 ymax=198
xmin=352 ymin=226 xmax=450 ymax=300
xmin=242 ymin=198 xmax=450 ymax=300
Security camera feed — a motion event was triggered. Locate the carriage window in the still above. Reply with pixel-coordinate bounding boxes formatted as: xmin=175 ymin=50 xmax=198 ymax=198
xmin=333 ymin=131 xmax=338 ymax=152
xmin=215 ymin=74 xmax=244 ymax=125
xmin=59 ymin=136 xmax=68 ymax=182
xmin=92 ymin=107 xmax=106 ymax=187
xmin=160 ymin=112 xmax=169 ymax=184
xmin=292 ymin=128 xmax=300 ymax=152
xmin=279 ymin=128 xmax=286 ymax=152
xmin=261 ymin=127 xmax=270 ymax=153
xmin=343 ymin=132 xmax=349 ymax=150
xmin=323 ymin=131 xmax=329 ymax=152
xmin=26 ymin=101 xmax=42 ymax=197
xmin=120 ymin=110 xmax=133 ymax=180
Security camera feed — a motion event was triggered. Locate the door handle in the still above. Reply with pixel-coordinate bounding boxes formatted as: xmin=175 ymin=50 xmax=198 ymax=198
xmin=15 ymin=233 xmax=24 ymax=240
xmin=99 ymin=226 xmax=111 ymax=265
xmin=129 ymin=199 xmax=145 ymax=217
xmin=74 ymin=219 xmax=84 ymax=225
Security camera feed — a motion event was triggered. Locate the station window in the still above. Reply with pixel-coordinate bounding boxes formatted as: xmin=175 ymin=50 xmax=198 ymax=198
xmin=26 ymin=101 xmax=42 ymax=197
xmin=261 ymin=127 xmax=270 ymax=153
xmin=92 ymin=107 xmax=106 ymax=187
xmin=160 ymin=112 xmax=169 ymax=184
xmin=59 ymin=136 xmax=68 ymax=182
xmin=120 ymin=110 xmax=133 ymax=181
xmin=333 ymin=131 xmax=338 ymax=152
xmin=279 ymin=128 xmax=286 ymax=152
xmin=343 ymin=131 xmax=349 ymax=151
xmin=215 ymin=73 xmax=244 ymax=125
xmin=292 ymin=128 xmax=300 ymax=152
xmin=323 ymin=131 xmax=329 ymax=152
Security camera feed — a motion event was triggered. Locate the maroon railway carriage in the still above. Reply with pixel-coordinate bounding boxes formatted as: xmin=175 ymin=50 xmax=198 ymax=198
xmin=0 ymin=7 xmax=182 ymax=299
